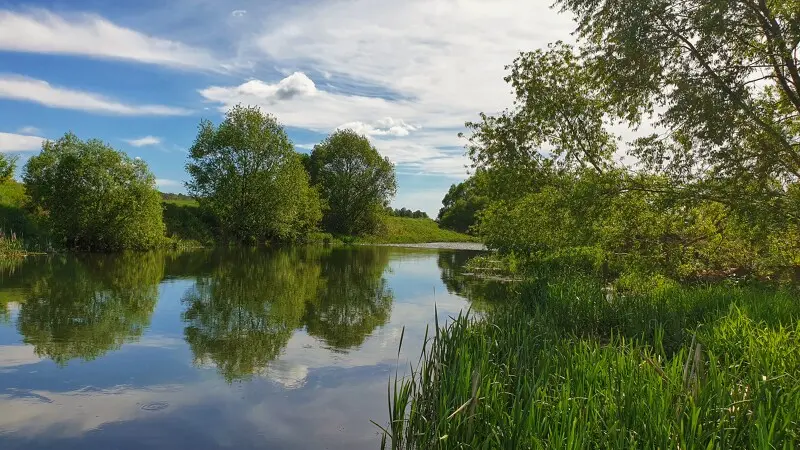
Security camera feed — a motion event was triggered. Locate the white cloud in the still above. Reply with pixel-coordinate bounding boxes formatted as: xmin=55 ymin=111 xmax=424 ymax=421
xmin=201 ymin=0 xmax=575 ymax=177
xmin=0 ymin=75 xmax=191 ymax=116
xmin=125 ymin=136 xmax=161 ymax=147
xmin=338 ymin=117 xmax=417 ymax=137
xmin=17 ymin=125 xmax=41 ymax=135
xmin=156 ymin=178 xmax=182 ymax=190
xmin=0 ymin=9 xmax=218 ymax=70
xmin=0 ymin=132 xmax=46 ymax=152
xmin=231 ymin=10 xmax=247 ymax=17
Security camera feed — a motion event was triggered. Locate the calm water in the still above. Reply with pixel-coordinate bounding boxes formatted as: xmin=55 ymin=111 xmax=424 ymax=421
xmin=0 ymin=246 xmax=483 ymax=449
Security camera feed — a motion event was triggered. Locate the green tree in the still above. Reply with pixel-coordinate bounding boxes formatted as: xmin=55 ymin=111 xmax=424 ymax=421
xmin=16 ymin=253 xmax=163 ymax=365
xmin=437 ymin=172 xmax=489 ymax=234
xmin=310 ymin=129 xmax=397 ymax=235
xmin=187 ymin=105 xmax=322 ymax=243
xmin=22 ymin=133 xmax=165 ymax=251
xmin=0 ymin=154 xmax=17 ymax=182
xmin=557 ymin=0 xmax=800 ymax=217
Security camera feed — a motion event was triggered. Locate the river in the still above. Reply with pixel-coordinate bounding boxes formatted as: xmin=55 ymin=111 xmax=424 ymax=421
xmin=0 ymin=246 xmax=485 ymax=449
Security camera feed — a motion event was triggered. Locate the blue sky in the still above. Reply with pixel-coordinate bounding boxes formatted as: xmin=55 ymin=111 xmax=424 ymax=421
xmin=0 ymin=0 xmax=574 ymax=215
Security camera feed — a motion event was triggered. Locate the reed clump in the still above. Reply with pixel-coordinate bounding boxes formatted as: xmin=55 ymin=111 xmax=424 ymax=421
xmin=379 ymin=276 xmax=800 ymax=449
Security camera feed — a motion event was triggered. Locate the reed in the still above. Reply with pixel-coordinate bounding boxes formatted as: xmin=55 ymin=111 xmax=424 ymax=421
xmin=379 ymin=277 xmax=800 ymax=448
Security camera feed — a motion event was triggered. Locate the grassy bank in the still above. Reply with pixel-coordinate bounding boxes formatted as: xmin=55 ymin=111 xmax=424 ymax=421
xmin=379 ymin=275 xmax=800 ymax=448
xmin=358 ymin=217 xmax=478 ymax=244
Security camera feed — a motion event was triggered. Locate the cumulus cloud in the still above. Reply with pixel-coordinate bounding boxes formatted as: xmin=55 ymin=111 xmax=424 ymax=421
xmin=0 ymin=132 xmax=46 ymax=152
xmin=0 ymin=75 xmax=191 ymax=116
xmin=0 ymin=9 xmax=218 ymax=70
xmin=200 ymin=0 xmax=575 ymax=177
xmin=338 ymin=117 xmax=417 ymax=137
xmin=125 ymin=136 xmax=161 ymax=147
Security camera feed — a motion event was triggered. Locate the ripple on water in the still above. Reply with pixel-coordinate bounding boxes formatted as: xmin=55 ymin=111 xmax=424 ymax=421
xmin=140 ymin=401 xmax=169 ymax=411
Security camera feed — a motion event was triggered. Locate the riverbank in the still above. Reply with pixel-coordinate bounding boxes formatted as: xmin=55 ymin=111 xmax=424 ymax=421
xmin=2 ymin=185 xmax=479 ymax=252
xmin=379 ymin=273 xmax=800 ymax=448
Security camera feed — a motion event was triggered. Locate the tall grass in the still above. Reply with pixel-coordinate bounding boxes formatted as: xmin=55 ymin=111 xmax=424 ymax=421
xmin=379 ymin=277 xmax=800 ymax=448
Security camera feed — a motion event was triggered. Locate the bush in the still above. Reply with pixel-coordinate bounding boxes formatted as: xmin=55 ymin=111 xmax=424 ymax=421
xmin=23 ymin=133 xmax=165 ymax=251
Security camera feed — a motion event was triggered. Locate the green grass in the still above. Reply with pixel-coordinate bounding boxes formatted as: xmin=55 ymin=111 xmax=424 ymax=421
xmin=359 ymin=217 xmax=479 ymax=244
xmin=163 ymin=198 xmax=199 ymax=207
xmin=379 ymin=275 xmax=800 ymax=449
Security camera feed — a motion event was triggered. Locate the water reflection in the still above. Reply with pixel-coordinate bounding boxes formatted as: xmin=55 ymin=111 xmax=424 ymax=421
xmin=181 ymin=247 xmax=322 ymax=382
xmin=0 ymin=246 xmax=485 ymax=449
xmin=15 ymin=253 xmax=163 ymax=364
xmin=304 ymin=247 xmax=393 ymax=350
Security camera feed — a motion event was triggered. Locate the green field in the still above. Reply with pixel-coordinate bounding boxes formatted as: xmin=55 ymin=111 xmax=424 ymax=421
xmin=359 ymin=217 xmax=479 ymax=244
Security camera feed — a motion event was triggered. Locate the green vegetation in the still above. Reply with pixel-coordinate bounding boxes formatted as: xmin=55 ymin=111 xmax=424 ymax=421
xmin=187 ymin=105 xmax=322 ymax=244
xmin=383 ymin=278 xmax=800 ymax=448
xmin=309 ymin=129 xmax=397 ymax=236
xmin=436 ymin=172 xmax=488 ymax=234
xmin=359 ymin=217 xmax=478 ymax=244
xmin=23 ymin=133 xmax=165 ymax=251
xmin=380 ymin=1 xmax=800 ymax=447
xmin=388 ymin=207 xmax=429 ymax=219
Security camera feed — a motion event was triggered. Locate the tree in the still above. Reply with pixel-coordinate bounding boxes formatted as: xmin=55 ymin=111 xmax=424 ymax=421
xmin=23 ymin=133 xmax=165 ymax=251
xmin=0 ymin=154 xmax=17 ymax=182
xmin=463 ymin=31 xmax=800 ymax=277
xmin=310 ymin=129 xmax=397 ymax=235
xmin=557 ymin=0 xmax=800 ymax=216
xmin=437 ymin=172 xmax=489 ymax=234
xmin=187 ymin=105 xmax=322 ymax=243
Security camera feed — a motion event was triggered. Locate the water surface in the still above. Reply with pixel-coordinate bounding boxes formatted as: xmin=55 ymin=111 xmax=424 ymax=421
xmin=0 ymin=246 xmax=483 ymax=449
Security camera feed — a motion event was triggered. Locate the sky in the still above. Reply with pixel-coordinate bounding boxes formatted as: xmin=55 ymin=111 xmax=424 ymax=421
xmin=0 ymin=0 xmax=576 ymax=216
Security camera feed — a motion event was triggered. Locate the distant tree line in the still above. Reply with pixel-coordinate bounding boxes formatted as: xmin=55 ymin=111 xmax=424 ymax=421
xmin=161 ymin=192 xmax=193 ymax=202
xmin=388 ymin=207 xmax=428 ymax=219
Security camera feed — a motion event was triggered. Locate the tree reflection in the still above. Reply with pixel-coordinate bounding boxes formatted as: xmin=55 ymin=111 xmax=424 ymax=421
xmin=437 ymin=250 xmax=507 ymax=310
xmin=16 ymin=253 xmax=163 ymax=365
xmin=181 ymin=246 xmax=395 ymax=382
xmin=181 ymin=247 xmax=322 ymax=382
xmin=303 ymin=247 xmax=393 ymax=349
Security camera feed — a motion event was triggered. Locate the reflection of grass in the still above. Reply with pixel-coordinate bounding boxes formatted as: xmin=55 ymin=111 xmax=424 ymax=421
xmin=360 ymin=217 xmax=479 ymax=244
xmin=381 ymin=277 xmax=800 ymax=448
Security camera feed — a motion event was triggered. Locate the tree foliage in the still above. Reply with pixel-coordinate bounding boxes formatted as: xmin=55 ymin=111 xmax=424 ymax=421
xmin=559 ymin=0 xmax=800 ymax=211
xmin=0 ymin=154 xmax=17 ymax=182
xmin=437 ymin=171 xmax=489 ymax=234
xmin=309 ymin=129 xmax=397 ymax=235
xmin=461 ymin=4 xmax=800 ymax=278
xmin=187 ymin=105 xmax=322 ymax=243
xmin=23 ymin=133 xmax=165 ymax=251
xmin=389 ymin=207 xmax=429 ymax=219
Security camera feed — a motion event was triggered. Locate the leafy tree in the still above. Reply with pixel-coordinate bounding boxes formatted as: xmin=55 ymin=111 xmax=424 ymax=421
xmin=0 ymin=154 xmax=17 ymax=182
xmin=557 ymin=0 xmax=800 ymax=216
xmin=463 ymin=32 xmax=800 ymax=278
xmin=437 ymin=172 xmax=489 ymax=234
xmin=17 ymin=253 xmax=163 ymax=365
xmin=303 ymin=247 xmax=393 ymax=348
xmin=187 ymin=105 xmax=322 ymax=243
xmin=310 ymin=129 xmax=397 ymax=235
xmin=23 ymin=133 xmax=165 ymax=251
